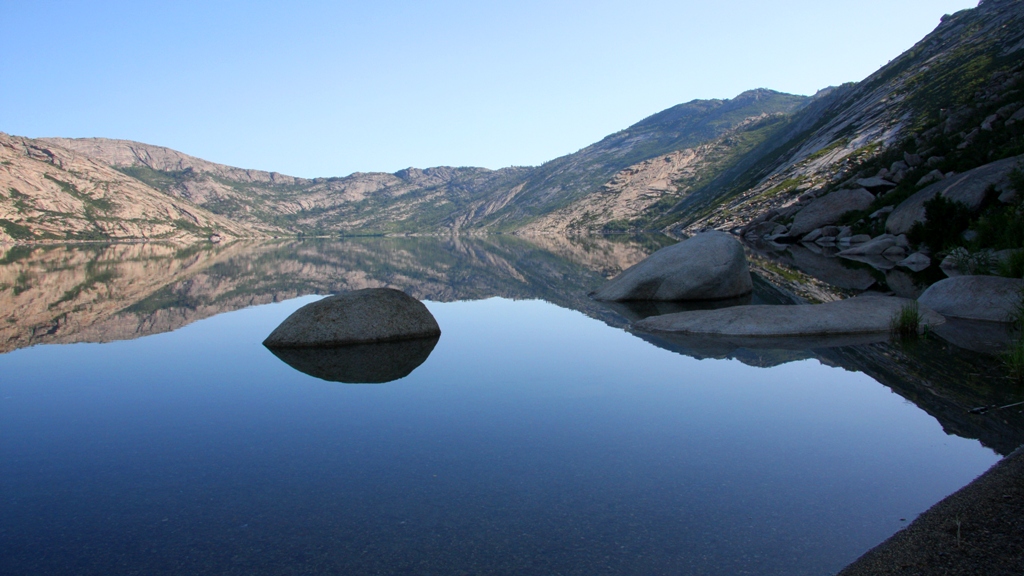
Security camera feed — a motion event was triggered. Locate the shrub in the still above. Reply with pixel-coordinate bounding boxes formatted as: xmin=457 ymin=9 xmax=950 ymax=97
xmin=908 ymin=194 xmax=972 ymax=253
xmin=890 ymin=301 xmax=921 ymax=340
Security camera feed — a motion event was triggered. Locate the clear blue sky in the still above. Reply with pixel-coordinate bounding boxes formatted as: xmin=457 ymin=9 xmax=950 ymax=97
xmin=1 ymin=0 xmax=977 ymax=178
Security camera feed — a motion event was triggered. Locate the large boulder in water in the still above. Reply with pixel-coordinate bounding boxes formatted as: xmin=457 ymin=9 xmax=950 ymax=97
xmin=918 ymin=275 xmax=1022 ymax=322
xmin=263 ymin=288 xmax=441 ymax=347
xmin=267 ymin=338 xmax=439 ymax=383
xmin=591 ymin=231 xmax=752 ymax=302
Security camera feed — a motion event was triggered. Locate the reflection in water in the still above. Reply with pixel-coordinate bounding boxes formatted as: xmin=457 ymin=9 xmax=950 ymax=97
xmin=266 ymin=337 xmax=440 ymax=383
xmin=1 ymin=235 xmax=1023 ymax=454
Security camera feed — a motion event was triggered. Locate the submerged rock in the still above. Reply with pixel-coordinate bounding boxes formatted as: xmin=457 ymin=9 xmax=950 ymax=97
xmin=263 ymin=288 xmax=441 ymax=347
xmin=633 ymin=295 xmax=945 ymax=338
xmin=918 ymin=275 xmax=1023 ymax=322
xmin=592 ymin=231 xmax=752 ymax=302
xmin=837 ymin=234 xmax=897 ymax=257
xmin=898 ymin=252 xmax=931 ymax=272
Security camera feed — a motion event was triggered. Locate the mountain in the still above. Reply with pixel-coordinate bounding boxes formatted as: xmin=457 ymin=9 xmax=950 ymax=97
xmin=668 ymin=0 xmax=1024 ymax=237
xmin=0 ymin=134 xmax=256 ymax=243
xmin=29 ymin=90 xmax=807 ymax=237
xmin=4 ymin=0 xmax=1022 ymax=243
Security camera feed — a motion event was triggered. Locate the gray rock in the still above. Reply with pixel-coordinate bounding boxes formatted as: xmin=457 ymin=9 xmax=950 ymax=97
xmin=1006 ymin=106 xmax=1024 ymax=126
xmin=885 ymin=270 xmax=923 ymax=299
xmin=918 ymin=276 xmax=1023 ymax=322
xmin=821 ymin=226 xmax=841 ymax=237
xmin=926 ymin=156 xmax=945 ymax=168
xmin=848 ymin=234 xmax=872 ymax=245
xmin=816 ymin=236 xmax=837 ymax=246
xmin=886 ymin=154 xmax=1024 ymax=235
xmin=263 ymin=288 xmax=441 ymax=347
xmin=771 ymin=224 xmax=789 ymax=236
xmin=882 ymin=246 xmax=907 ymax=260
xmin=904 ymin=152 xmax=923 ymax=167
xmin=836 ymin=226 xmax=853 ymax=239
xmin=898 ymin=252 xmax=931 ymax=272
xmin=870 ymin=206 xmax=894 ymax=219
xmin=745 ymin=221 xmax=777 ymax=239
xmin=633 ymin=295 xmax=944 ymax=338
xmin=801 ymin=228 xmax=824 ymax=243
xmin=895 ymin=234 xmax=910 ymax=249
xmin=838 ymin=234 xmax=897 ymax=256
xmin=855 ymin=177 xmax=897 ymax=193
xmin=783 ymin=245 xmax=877 ymax=291
xmin=592 ymin=231 xmax=752 ymax=302
xmin=916 ymin=169 xmax=945 ymax=186
xmin=789 ymin=188 xmax=875 ymax=237
xmin=890 ymin=160 xmax=909 ymax=173
xmin=981 ymin=114 xmax=999 ymax=131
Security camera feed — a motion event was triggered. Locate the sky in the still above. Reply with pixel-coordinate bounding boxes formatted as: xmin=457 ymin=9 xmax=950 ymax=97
xmin=1 ymin=0 xmax=979 ymax=178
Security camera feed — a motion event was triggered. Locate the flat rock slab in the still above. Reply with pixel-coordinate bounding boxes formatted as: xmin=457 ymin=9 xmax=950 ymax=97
xmin=918 ymin=275 xmax=1022 ymax=322
xmin=263 ymin=288 xmax=441 ymax=347
xmin=592 ymin=231 xmax=752 ymax=302
xmin=633 ymin=296 xmax=945 ymax=337
xmin=886 ymin=154 xmax=1024 ymax=235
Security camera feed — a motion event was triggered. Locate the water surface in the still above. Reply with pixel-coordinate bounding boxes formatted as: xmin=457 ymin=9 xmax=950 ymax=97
xmin=0 ymin=238 xmax=1015 ymax=575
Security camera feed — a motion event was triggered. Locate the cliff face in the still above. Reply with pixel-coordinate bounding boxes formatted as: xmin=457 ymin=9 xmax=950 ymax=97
xmin=0 ymin=134 xmax=257 ymax=243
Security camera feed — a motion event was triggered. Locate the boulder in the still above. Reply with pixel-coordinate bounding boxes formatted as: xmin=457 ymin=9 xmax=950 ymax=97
xmin=918 ymin=276 xmax=1022 ymax=323
xmin=869 ymin=206 xmax=894 ymax=219
xmin=790 ymin=188 xmax=875 ymax=237
xmin=886 ymin=154 xmax=1024 ymax=235
xmin=904 ymin=152 xmax=923 ymax=167
xmin=263 ymin=288 xmax=441 ymax=347
xmin=838 ymin=234 xmax=897 ymax=256
xmin=855 ymin=177 xmax=897 ymax=193
xmin=633 ymin=295 xmax=945 ymax=338
xmin=882 ymin=246 xmax=907 ymax=260
xmin=897 ymin=252 xmax=931 ymax=272
xmin=592 ymin=231 xmax=752 ymax=302
xmin=801 ymin=228 xmax=824 ymax=243
xmin=916 ymin=169 xmax=945 ymax=187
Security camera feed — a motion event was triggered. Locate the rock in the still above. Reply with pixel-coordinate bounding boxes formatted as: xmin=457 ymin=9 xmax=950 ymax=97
xmin=995 ymin=103 xmax=1020 ymax=120
xmin=838 ymin=234 xmax=897 ymax=256
xmin=1005 ymin=106 xmax=1024 ymax=126
xmin=836 ymin=226 xmax=853 ymax=239
xmin=821 ymin=226 xmax=841 ymax=237
xmin=848 ymin=234 xmax=871 ymax=244
xmin=633 ymin=295 xmax=944 ymax=338
xmin=745 ymin=221 xmax=777 ymax=239
xmin=789 ymin=188 xmax=875 ymax=237
xmin=771 ymin=224 xmax=789 ymax=236
xmin=209 ymin=234 xmax=223 ymax=243
xmin=886 ymin=154 xmax=1024 ymax=235
xmin=885 ymin=270 xmax=922 ymax=299
xmin=898 ymin=252 xmax=931 ymax=272
xmin=802 ymin=228 xmax=824 ymax=243
xmin=263 ymin=288 xmax=442 ymax=347
xmin=882 ymin=246 xmax=907 ymax=259
xmin=266 ymin=337 xmax=439 ymax=383
xmin=926 ymin=156 xmax=945 ymax=168
xmin=904 ymin=152 xmax=923 ymax=167
xmin=592 ymin=231 xmax=753 ymax=302
xmin=918 ymin=276 xmax=1023 ymax=322
xmin=999 ymin=187 xmax=1018 ymax=204
xmin=981 ymin=114 xmax=999 ymax=131
xmin=855 ymin=177 xmax=897 ymax=194
xmin=890 ymin=160 xmax=909 ymax=173
xmin=891 ymin=169 xmax=907 ymax=183
xmin=916 ymin=169 xmax=945 ymax=187
xmin=895 ymin=234 xmax=910 ymax=249
xmin=869 ymin=206 xmax=894 ymax=219
xmin=816 ymin=236 xmax=837 ymax=246
xmin=784 ymin=245 xmax=877 ymax=291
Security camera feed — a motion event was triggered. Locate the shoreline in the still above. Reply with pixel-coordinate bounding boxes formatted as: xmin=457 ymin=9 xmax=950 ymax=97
xmin=838 ymin=444 xmax=1024 ymax=575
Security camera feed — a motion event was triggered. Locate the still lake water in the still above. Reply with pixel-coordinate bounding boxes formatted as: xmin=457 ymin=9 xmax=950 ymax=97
xmin=0 ymin=238 xmax=1013 ymax=575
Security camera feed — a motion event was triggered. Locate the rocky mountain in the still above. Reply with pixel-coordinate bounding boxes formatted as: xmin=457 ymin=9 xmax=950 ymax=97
xmin=27 ymin=90 xmax=806 ymax=238
xmin=0 ymin=134 xmax=256 ymax=243
xmin=4 ymin=0 xmax=1022 ymax=247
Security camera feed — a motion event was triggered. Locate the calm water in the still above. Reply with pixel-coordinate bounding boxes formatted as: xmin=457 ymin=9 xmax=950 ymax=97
xmin=0 ymin=239 xmax=1012 ymax=575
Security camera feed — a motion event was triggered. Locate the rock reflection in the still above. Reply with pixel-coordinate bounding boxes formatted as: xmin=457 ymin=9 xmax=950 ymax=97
xmin=266 ymin=337 xmax=440 ymax=384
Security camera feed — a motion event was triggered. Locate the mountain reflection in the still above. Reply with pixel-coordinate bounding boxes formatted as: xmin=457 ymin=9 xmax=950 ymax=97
xmin=2 ymin=235 xmax=1022 ymax=454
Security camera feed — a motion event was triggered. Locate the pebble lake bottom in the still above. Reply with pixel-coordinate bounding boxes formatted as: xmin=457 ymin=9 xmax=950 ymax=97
xmin=0 ymin=296 xmax=999 ymax=576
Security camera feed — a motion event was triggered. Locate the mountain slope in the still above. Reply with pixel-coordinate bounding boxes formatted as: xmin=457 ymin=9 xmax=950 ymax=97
xmin=0 ymin=134 xmax=257 ymax=243
xmin=668 ymin=0 xmax=1024 ymax=236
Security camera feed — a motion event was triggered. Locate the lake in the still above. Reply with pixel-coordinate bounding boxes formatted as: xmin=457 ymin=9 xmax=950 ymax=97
xmin=1 ymin=237 xmax=1020 ymax=575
